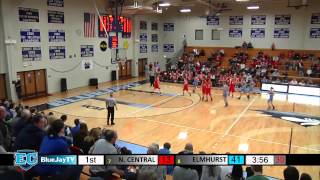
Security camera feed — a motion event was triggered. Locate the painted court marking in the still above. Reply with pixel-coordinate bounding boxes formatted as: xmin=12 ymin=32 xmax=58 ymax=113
xmin=223 ymin=96 xmax=258 ymax=137
xmin=125 ymin=93 xmax=180 ymax=117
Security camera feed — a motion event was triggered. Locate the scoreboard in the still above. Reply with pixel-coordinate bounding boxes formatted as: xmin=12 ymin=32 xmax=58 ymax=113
xmin=6 ymin=154 xmax=320 ymax=168
xmin=98 ymin=15 xmax=132 ymax=38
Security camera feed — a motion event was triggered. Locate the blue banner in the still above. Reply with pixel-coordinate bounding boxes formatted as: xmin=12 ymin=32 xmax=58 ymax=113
xmin=49 ymin=46 xmax=66 ymax=59
xmin=274 ymin=28 xmax=289 ymax=38
xmin=207 ymin=16 xmax=219 ymax=25
xmin=310 ymin=28 xmax=320 ymax=38
xmin=164 ymin=23 xmax=174 ymax=31
xmin=47 ymin=0 xmax=64 ymax=7
xmin=229 ymin=28 xmax=242 ymax=38
xmin=20 ymin=29 xmax=41 ymax=42
xmin=48 ymin=11 xmax=64 ymax=23
xmin=151 ymin=44 xmax=158 ymax=52
xmin=229 ymin=16 xmax=243 ymax=25
xmin=19 ymin=7 xmax=39 ymax=22
xmin=251 ymin=28 xmax=265 ymax=38
xmin=22 ymin=47 xmax=41 ymax=61
xmin=152 ymin=34 xmax=158 ymax=42
xmin=251 ymin=15 xmax=266 ymax=25
xmin=311 ymin=13 xmax=320 ymax=24
xmin=163 ymin=44 xmax=174 ymax=53
xmin=81 ymin=45 xmax=94 ymax=57
xmin=140 ymin=44 xmax=147 ymax=53
xmin=275 ymin=15 xmax=291 ymax=25
xmin=48 ymin=30 xmax=65 ymax=42
xmin=140 ymin=33 xmax=147 ymax=42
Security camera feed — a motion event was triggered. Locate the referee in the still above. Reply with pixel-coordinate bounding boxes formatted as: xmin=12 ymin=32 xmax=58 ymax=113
xmin=106 ymin=93 xmax=117 ymax=125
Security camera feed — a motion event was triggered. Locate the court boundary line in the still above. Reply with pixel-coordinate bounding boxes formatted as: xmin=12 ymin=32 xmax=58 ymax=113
xmin=125 ymin=94 xmax=180 ymax=117
xmin=222 ymin=96 xmax=258 ymax=137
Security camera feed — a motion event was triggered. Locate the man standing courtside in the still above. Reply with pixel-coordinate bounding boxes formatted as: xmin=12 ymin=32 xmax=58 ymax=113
xmin=106 ymin=93 xmax=117 ymax=125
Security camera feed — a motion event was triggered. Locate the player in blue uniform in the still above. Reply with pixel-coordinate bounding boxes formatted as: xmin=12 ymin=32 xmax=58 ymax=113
xmin=268 ymin=87 xmax=275 ymax=110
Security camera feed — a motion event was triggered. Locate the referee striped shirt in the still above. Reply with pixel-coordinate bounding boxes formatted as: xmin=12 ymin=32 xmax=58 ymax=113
xmin=106 ymin=98 xmax=116 ymax=108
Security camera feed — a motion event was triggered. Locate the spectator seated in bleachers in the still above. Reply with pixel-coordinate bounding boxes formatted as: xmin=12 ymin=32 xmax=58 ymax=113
xmin=13 ymin=114 xmax=46 ymax=151
xmin=35 ymin=119 xmax=83 ymax=179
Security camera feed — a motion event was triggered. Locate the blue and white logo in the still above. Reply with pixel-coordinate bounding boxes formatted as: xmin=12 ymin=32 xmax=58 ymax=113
xmin=14 ymin=150 xmax=38 ymax=171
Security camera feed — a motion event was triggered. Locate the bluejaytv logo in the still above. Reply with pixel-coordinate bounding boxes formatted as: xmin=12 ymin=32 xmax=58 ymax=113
xmin=14 ymin=150 xmax=38 ymax=171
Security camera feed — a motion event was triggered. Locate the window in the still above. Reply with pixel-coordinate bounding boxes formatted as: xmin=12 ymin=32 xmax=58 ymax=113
xmin=212 ymin=29 xmax=220 ymax=40
xmin=195 ymin=29 xmax=203 ymax=40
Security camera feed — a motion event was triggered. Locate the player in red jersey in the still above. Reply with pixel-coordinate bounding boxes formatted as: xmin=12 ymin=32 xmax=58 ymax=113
xmin=153 ymin=75 xmax=161 ymax=94
xmin=229 ymin=74 xmax=236 ymax=98
xmin=206 ymin=78 xmax=213 ymax=102
xmin=183 ymin=77 xmax=191 ymax=96
xmin=201 ymin=78 xmax=207 ymax=101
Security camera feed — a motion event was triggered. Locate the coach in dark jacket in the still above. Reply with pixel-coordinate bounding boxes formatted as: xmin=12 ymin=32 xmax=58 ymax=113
xmin=14 ymin=114 xmax=46 ymax=151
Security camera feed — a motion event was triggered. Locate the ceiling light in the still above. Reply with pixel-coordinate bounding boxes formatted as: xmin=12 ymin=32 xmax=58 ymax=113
xmin=159 ymin=2 xmax=171 ymax=7
xmin=236 ymin=0 xmax=250 ymax=2
xmin=247 ymin=5 xmax=259 ymax=10
xmin=180 ymin=8 xmax=191 ymax=13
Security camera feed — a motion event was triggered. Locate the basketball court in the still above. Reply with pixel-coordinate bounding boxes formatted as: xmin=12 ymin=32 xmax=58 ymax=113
xmin=22 ymin=78 xmax=320 ymax=179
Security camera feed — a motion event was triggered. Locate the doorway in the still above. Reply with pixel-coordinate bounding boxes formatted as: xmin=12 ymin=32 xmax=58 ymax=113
xmin=138 ymin=58 xmax=148 ymax=76
xmin=17 ymin=69 xmax=47 ymax=99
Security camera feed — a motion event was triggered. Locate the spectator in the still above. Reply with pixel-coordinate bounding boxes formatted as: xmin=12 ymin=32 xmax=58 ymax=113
xmin=0 ymin=132 xmax=7 ymax=153
xmin=246 ymin=167 xmax=254 ymax=178
xmin=173 ymin=151 xmax=199 ymax=180
xmin=140 ymin=144 xmax=166 ymax=180
xmin=201 ymin=164 xmax=221 ymax=180
xmin=137 ymin=169 xmax=158 ymax=180
xmin=0 ymin=106 xmax=8 ymax=142
xmin=119 ymin=147 xmax=137 ymax=180
xmin=60 ymin=114 xmax=73 ymax=144
xmin=83 ymin=127 xmax=102 ymax=154
xmin=184 ymin=143 xmax=193 ymax=153
xmin=36 ymin=120 xmax=82 ymax=179
xmin=12 ymin=108 xmax=31 ymax=137
xmin=47 ymin=112 xmax=56 ymax=125
xmin=225 ymin=165 xmax=243 ymax=180
xmin=159 ymin=142 xmax=171 ymax=154
xmin=289 ymin=78 xmax=298 ymax=85
xmin=14 ymin=114 xmax=47 ymax=151
xmin=283 ymin=166 xmax=299 ymax=180
xmin=300 ymin=173 xmax=312 ymax=180
xmin=89 ymin=130 xmax=124 ymax=178
xmin=70 ymin=119 xmax=81 ymax=136
xmin=73 ymin=122 xmax=89 ymax=152
xmin=159 ymin=142 xmax=174 ymax=175
xmin=247 ymin=165 xmax=268 ymax=180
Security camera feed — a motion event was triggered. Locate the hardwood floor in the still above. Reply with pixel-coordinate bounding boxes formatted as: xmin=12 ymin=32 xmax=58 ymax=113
xmin=22 ymin=78 xmax=320 ymax=179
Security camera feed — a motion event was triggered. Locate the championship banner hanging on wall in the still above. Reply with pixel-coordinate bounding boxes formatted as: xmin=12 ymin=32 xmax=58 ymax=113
xmin=229 ymin=28 xmax=242 ymax=38
xmin=164 ymin=23 xmax=174 ymax=31
xmin=311 ymin=13 xmax=320 ymax=24
xmin=207 ymin=16 xmax=219 ymax=25
xmin=275 ymin=15 xmax=291 ymax=25
xmin=251 ymin=28 xmax=265 ymax=38
xmin=19 ymin=7 xmax=39 ymax=22
xmin=229 ymin=16 xmax=243 ymax=25
xmin=274 ymin=28 xmax=289 ymax=38
xmin=20 ymin=29 xmax=41 ymax=42
xmin=49 ymin=30 xmax=65 ymax=42
xmin=251 ymin=15 xmax=266 ymax=25
xmin=47 ymin=0 xmax=64 ymax=7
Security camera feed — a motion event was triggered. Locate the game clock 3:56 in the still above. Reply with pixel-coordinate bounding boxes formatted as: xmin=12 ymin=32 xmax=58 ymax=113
xmin=246 ymin=155 xmax=274 ymax=165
